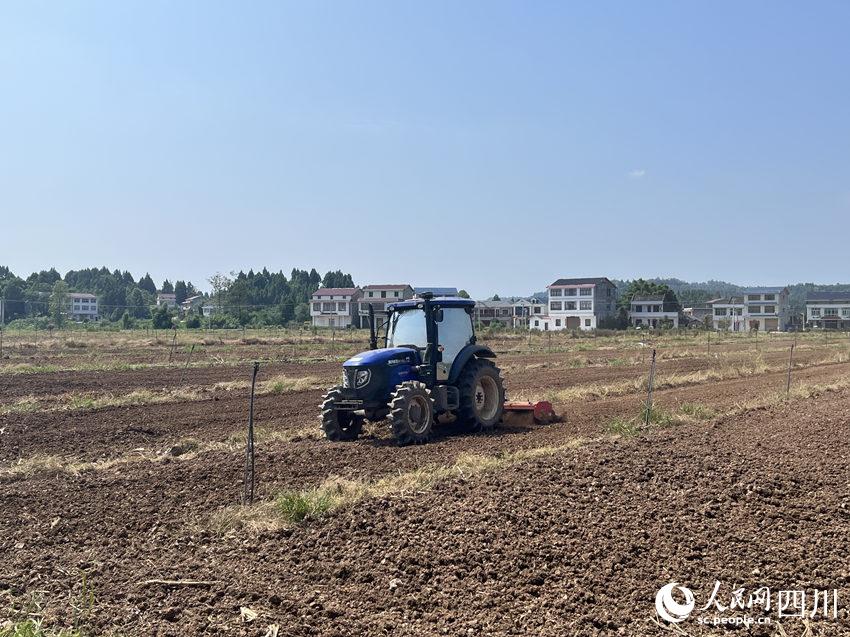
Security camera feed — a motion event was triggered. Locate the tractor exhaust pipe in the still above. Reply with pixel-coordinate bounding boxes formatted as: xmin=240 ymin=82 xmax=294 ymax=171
xmin=368 ymin=304 xmax=378 ymax=350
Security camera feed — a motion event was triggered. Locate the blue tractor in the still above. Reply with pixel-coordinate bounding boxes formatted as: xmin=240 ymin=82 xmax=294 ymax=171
xmin=320 ymin=293 xmax=505 ymax=445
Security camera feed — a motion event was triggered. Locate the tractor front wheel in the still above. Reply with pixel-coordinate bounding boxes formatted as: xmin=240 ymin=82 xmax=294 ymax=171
xmin=389 ymin=381 xmax=434 ymax=445
xmin=321 ymin=387 xmax=364 ymax=441
xmin=457 ymin=359 xmax=505 ymax=432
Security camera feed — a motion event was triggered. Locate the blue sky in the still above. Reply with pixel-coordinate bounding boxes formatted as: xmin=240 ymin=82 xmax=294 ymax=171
xmin=2 ymin=1 xmax=848 ymax=297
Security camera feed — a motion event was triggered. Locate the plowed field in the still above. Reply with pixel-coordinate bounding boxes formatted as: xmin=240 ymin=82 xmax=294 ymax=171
xmin=2 ymin=330 xmax=848 ymax=636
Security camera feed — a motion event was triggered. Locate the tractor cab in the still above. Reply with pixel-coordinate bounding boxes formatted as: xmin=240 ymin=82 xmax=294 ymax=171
xmin=321 ymin=294 xmax=505 ymax=445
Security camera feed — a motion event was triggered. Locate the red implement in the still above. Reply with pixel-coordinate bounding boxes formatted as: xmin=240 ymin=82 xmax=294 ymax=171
xmin=502 ymin=400 xmax=557 ymax=425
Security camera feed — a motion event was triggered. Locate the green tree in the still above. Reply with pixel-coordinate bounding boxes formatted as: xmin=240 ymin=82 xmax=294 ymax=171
xmin=126 ymin=287 xmax=150 ymax=319
xmin=49 ymin=281 xmax=69 ymax=327
xmin=617 ymin=279 xmax=681 ymax=313
xmin=208 ymin=272 xmax=232 ymax=316
xmin=121 ymin=311 xmax=134 ymax=329
xmin=457 ymin=290 xmax=470 ymax=299
xmin=294 ymin=303 xmax=310 ymax=323
xmin=161 ymin=279 xmax=174 ymax=293
xmin=492 ymin=294 xmax=501 ymax=301
xmin=138 ymin=273 xmax=157 ymax=295
xmin=174 ymin=280 xmax=188 ymax=305
xmin=151 ymin=304 xmax=173 ymax=329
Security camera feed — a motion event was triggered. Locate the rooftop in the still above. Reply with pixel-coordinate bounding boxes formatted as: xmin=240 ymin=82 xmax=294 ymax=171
xmin=362 ymin=284 xmax=411 ymax=290
xmin=631 ymin=294 xmax=666 ymax=303
xmin=707 ymin=296 xmax=744 ymax=305
xmin=312 ymin=287 xmax=360 ymax=296
xmin=550 ymin=277 xmax=615 ymax=287
xmin=806 ymin=291 xmax=850 ymax=302
xmin=742 ymin=287 xmax=787 ymax=294
xmin=70 ymin=293 xmax=97 ymax=299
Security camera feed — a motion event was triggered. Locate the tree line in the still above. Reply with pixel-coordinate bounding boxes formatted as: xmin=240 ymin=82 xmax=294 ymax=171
xmin=0 ymin=265 xmax=354 ymax=329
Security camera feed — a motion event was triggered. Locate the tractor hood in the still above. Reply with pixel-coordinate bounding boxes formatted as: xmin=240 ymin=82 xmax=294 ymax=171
xmin=343 ymin=347 xmax=419 ymax=367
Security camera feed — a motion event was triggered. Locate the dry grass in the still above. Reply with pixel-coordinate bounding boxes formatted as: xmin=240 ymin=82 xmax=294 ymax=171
xmin=511 ymin=355 xmax=835 ymax=405
xmin=0 ymin=373 xmax=325 ymax=417
xmin=214 ymin=441 xmax=588 ymax=530
xmin=212 ymin=374 xmax=323 ymax=395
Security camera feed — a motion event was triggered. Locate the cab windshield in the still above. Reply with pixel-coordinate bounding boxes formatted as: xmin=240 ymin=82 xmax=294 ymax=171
xmin=386 ymin=309 xmax=427 ymax=349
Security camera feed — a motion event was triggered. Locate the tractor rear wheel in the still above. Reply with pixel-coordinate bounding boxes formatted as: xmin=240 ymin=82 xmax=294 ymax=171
xmin=389 ymin=381 xmax=434 ymax=445
xmin=321 ymin=387 xmax=363 ymax=441
xmin=457 ymin=359 xmax=504 ymax=432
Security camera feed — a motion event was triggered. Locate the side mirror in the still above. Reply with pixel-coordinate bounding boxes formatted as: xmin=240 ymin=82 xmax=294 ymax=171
xmin=434 ymin=308 xmax=444 ymax=322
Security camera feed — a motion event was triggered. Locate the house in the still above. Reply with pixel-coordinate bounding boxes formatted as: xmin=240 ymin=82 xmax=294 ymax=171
xmin=545 ymin=277 xmax=618 ymax=330
xmin=68 ymin=293 xmax=99 ymax=321
xmin=473 ymin=299 xmax=515 ymax=327
xmin=530 ymin=315 xmax=553 ymax=331
xmin=181 ymin=295 xmax=206 ymax=314
xmin=708 ymin=296 xmax=746 ymax=331
xmin=628 ymin=294 xmax=680 ymax=328
xmin=413 ymin=287 xmax=458 ymax=298
xmin=474 ymin=297 xmax=544 ymax=329
xmin=310 ymin=287 xmax=362 ymax=328
xmin=684 ymin=304 xmax=713 ymax=326
xmin=708 ymin=287 xmax=789 ymax=331
xmin=806 ymin=292 xmax=850 ymax=329
xmin=741 ymin=287 xmax=789 ymax=331
xmin=510 ymin=297 xmax=545 ymax=328
xmin=156 ymin=292 xmax=177 ymax=308
xmin=357 ymin=284 xmax=414 ymax=328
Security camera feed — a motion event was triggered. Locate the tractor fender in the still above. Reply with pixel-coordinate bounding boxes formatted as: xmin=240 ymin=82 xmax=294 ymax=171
xmin=448 ymin=345 xmax=496 ymax=384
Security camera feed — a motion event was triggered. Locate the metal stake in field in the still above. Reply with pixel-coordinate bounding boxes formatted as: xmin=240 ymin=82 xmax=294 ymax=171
xmin=707 ymin=331 xmax=711 ymax=357
xmin=168 ymin=328 xmax=177 ymax=363
xmin=243 ymin=361 xmax=260 ymax=505
xmin=547 ymin=331 xmax=552 ymax=354
xmin=179 ymin=344 xmax=195 ymax=384
xmin=786 ymin=343 xmax=795 ymax=400
xmin=644 ymin=348 xmax=657 ymax=427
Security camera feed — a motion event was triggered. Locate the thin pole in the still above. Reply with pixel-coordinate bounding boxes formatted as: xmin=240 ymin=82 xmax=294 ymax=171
xmin=168 ymin=329 xmax=177 ymax=363
xmin=243 ymin=361 xmax=260 ymax=505
xmin=786 ymin=343 xmax=795 ymax=400
xmin=180 ymin=344 xmax=195 ymax=384
xmin=645 ymin=349 xmax=657 ymax=426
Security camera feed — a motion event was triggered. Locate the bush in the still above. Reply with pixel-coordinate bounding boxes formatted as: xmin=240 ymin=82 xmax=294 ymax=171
xmin=185 ymin=315 xmax=201 ymax=329
xmin=151 ymin=305 xmax=173 ymax=329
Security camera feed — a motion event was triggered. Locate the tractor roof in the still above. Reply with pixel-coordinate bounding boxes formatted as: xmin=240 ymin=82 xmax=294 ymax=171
xmin=389 ymin=297 xmax=475 ymax=311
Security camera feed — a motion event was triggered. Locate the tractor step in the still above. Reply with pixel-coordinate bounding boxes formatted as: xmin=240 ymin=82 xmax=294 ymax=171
xmin=502 ymin=400 xmax=557 ymax=425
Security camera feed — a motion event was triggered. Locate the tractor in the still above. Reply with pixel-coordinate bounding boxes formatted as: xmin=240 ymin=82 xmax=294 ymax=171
xmin=320 ymin=293 xmax=505 ymax=445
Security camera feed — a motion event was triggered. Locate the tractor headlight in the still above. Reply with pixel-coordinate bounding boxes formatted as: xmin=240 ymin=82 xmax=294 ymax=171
xmin=355 ymin=369 xmax=371 ymax=388
xmin=342 ymin=371 xmax=351 ymax=388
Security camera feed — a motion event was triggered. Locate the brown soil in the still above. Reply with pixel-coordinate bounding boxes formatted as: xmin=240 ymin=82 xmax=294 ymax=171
xmin=1 ymin=340 xmax=849 ymax=636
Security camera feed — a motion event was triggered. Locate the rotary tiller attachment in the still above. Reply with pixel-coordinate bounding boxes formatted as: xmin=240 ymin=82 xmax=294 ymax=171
xmin=501 ymin=400 xmax=558 ymax=426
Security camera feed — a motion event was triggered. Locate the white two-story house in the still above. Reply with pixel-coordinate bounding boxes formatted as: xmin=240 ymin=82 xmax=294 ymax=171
xmin=68 ymin=293 xmax=99 ymax=321
xmin=310 ymin=287 xmax=362 ymax=329
xmin=357 ymin=284 xmax=414 ymax=328
xmin=628 ymin=294 xmax=679 ymax=328
xmin=806 ymin=292 xmax=850 ymax=330
xmin=544 ymin=277 xmax=618 ymax=331
xmin=709 ymin=296 xmax=746 ymax=331
xmin=709 ymin=287 xmax=789 ymax=331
